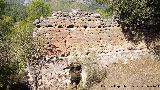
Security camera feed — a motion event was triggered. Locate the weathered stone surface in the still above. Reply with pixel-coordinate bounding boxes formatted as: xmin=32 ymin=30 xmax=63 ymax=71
xmin=28 ymin=10 xmax=157 ymax=90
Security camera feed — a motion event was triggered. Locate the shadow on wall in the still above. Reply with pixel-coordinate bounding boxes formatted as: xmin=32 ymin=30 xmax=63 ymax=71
xmin=10 ymin=82 xmax=31 ymax=90
xmin=121 ymin=22 xmax=160 ymax=56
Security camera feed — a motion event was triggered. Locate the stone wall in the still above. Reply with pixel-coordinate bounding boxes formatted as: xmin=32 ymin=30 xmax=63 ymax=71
xmin=29 ymin=9 xmax=157 ymax=90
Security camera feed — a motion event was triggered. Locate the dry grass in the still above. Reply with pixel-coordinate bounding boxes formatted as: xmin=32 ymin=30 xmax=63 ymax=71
xmin=90 ymin=59 xmax=160 ymax=90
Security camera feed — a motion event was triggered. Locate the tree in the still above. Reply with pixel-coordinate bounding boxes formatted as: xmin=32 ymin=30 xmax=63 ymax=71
xmin=0 ymin=0 xmax=51 ymax=89
xmin=96 ymin=0 xmax=114 ymax=17
xmin=0 ymin=1 xmax=17 ymax=89
xmin=96 ymin=0 xmax=160 ymax=28
xmin=97 ymin=0 xmax=160 ymax=45
xmin=0 ymin=0 xmax=5 ymax=18
xmin=4 ymin=4 xmax=27 ymax=22
xmin=27 ymin=0 xmax=51 ymax=21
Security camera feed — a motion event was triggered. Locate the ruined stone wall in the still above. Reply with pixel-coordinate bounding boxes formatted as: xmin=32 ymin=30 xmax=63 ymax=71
xmin=29 ymin=10 xmax=157 ymax=90
xmin=33 ymin=10 xmax=122 ymax=58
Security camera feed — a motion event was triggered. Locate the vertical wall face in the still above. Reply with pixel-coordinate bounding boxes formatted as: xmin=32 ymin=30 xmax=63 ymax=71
xmin=29 ymin=10 xmax=156 ymax=90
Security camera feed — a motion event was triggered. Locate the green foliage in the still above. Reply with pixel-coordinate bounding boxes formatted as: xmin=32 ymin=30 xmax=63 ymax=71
xmin=0 ymin=16 xmax=13 ymax=35
xmin=96 ymin=0 xmax=113 ymax=17
xmin=112 ymin=0 xmax=160 ymax=47
xmin=113 ymin=0 xmax=156 ymax=26
xmin=98 ymin=0 xmax=160 ymax=28
xmin=49 ymin=0 xmax=89 ymax=12
xmin=82 ymin=51 xmax=106 ymax=89
xmin=1 ymin=1 xmax=27 ymax=23
xmin=0 ymin=0 xmax=5 ymax=17
xmin=96 ymin=8 xmax=112 ymax=18
xmin=96 ymin=0 xmax=107 ymax=4
xmin=8 ymin=21 xmax=34 ymax=74
xmin=5 ymin=4 xmax=27 ymax=22
xmin=0 ymin=62 xmax=19 ymax=90
xmin=97 ymin=0 xmax=160 ymax=48
xmin=0 ymin=16 xmax=15 ymax=89
xmin=0 ymin=0 xmax=51 ymax=89
xmin=27 ymin=0 xmax=51 ymax=21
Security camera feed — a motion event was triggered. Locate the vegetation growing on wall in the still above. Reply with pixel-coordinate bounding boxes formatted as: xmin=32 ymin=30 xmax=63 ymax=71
xmin=96 ymin=0 xmax=160 ymax=54
xmin=0 ymin=0 xmax=159 ymax=89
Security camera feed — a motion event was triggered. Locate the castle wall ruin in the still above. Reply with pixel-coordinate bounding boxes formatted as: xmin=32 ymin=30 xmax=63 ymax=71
xmin=29 ymin=10 xmax=157 ymax=90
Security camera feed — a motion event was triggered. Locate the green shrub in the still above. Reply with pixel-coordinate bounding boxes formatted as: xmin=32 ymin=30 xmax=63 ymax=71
xmin=27 ymin=0 xmax=51 ymax=21
xmin=82 ymin=51 xmax=106 ymax=89
xmin=4 ymin=4 xmax=27 ymax=22
xmin=70 ymin=48 xmax=106 ymax=89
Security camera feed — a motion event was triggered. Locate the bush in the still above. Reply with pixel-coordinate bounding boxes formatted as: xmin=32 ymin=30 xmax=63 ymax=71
xmin=0 ymin=0 xmax=5 ymax=17
xmin=70 ymin=48 xmax=106 ymax=89
xmin=81 ymin=51 xmax=106 ymax=89
xmin=27 ymin=0 xmax=51 ymax=21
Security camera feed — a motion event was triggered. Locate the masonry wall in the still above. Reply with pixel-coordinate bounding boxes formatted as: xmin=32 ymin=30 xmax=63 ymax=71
xmin=29 ymin=10 xmax=156 ymax=90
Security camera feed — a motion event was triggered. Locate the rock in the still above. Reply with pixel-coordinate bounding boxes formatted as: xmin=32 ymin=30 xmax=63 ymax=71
xmin=33 ymin=19 xmax=40 ymax=25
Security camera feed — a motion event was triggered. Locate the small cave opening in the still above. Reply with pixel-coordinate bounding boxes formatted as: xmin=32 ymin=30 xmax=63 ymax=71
xmin=58 ymin=25 xmax=63 ymax=28
xmin=66 ymin=52 xmax=70 ymax=56
xmin=70 ymin=63 xmax=82 ymax=86
xmin=36 ymin=24 xmax=41 ymax=28
xmin=88 ymin=19 xmax=91 ymax=21
xmin=63 ymin=62 xmax=82 ymax=87
xmin=67 ymin=25 xmax=74 ymax=28
xmin=47 ymin=25 xmax=53 ymax=27
xmin=98 ymin=25 xmax=101 ymax=28
xmin=84 ymin=25 xmax=87 ymax=29
xmin=61 ymin=54 xmax=65 ymax=57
